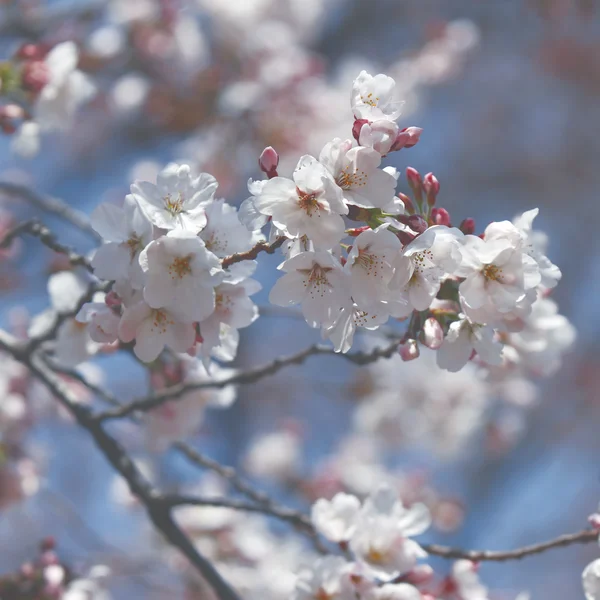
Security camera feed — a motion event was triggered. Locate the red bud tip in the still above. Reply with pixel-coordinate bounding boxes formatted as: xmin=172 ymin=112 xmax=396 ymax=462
xmin=347 ymin=226 xmax=370 ymax=237
xmin=258 ymin=146 xmax=279 ymax=178
xmin=40 ymin=537 xmax=56 ymax=552
xmin=21 ymin=60 xmax=50 ymax=93
xmin=431 ymin=207 xmax=450 ymax=226
xmin=459 ymin=217 xmax=476 ymax=235
xmin=397 ymin=192 xmax=415 ymax=215
xmin=399 ymin=339 xmax=420 ymax=361
xmin=352 ymin=118 xmax=369 ymax=143
xmin=390 ymin=126 xmax=423 ymax=152
xmin=407 ymin=215 xmax=428 ymax=233
xmin=423 ymin=172 xmax=440 ymax=206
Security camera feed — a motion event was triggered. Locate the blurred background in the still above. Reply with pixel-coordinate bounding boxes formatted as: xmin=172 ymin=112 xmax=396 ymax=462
xmin=0 ymin=0 xmax=598 ymax=598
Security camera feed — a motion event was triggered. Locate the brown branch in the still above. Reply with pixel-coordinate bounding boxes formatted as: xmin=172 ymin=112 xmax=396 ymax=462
xmin=422 ymin=529 xmax=598 ymax=562
xmin=0 ymin=332 xmax=241 ymax=600
xmin=221 ymin=236 xmax=287 ymax=269
xmin=0 ymin=219 xmax=94 ymax=271
xmin=95 ymin=338 xmax=402 ymax=422
xmin=0 ymin=182 xmax=100 ymax=240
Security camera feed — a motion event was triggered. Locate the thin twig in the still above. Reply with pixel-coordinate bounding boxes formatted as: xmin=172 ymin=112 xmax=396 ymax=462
xmin=95 ymin=339 xmax=402 ymax=422
xmin=422 ymin=529 xmax=598 ymax=562
xmin=0 ymin=182 xmax=100 ymax=240
xmin=0 ymin=332 xmax=241 ymax=600
xmin=221 ymin=236 xmax=286 ymax=269
xmin=0 ymin=219 xmax=94 ymax=271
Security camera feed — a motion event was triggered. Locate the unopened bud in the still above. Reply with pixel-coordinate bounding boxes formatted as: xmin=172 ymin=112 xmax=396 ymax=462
xmin=407 ymin=214 xmax=428 ymax=233
xmin=399 ymin=339 xmax=419 ymax=361
xmin=423 ymin=172 xmax=440 ymax=207
xmin=258 ymin=146 xmax=279 ymax=178
xmin=390 ymin=126 xmax=423 ymax=152
xmin=396 ymin=230 xmax=416 ymax=245
xmin=422 ymin=317 xmax=444 ymax=349
xmin=405 ymin=166 xmax=423 ymax=206
xmin=15 ymin=43 xmax=47 ymax=61
xmin=40 ymin=537 xmax=56 ymax=552
xmin=352 ymin=118 xmax=369 ymax=143
xmin=104 ymin=290 xmax=122 ymax=308
xmin=347 ymin=226 xmax=370 ymax=237
xmin=589 ymin=513 xmax=600 ymax=529
xmin=403 ymin=564 xmax=434 ymax=585
xmin=459 ymin=217 xmax=476 ymax=235
xmin=21 ymin=60 xmax=50 ymax=93
xmin=397 ymin=192 xmax=415 ymax=215
xmin=431 ymin=207 xmax=450 ymax=226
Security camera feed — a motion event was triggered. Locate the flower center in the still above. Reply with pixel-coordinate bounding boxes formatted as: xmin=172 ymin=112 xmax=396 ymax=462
xmin=150 ymin=309 xmax=174 ymax=334
xmin=125 ymin=234 xmax=143 ymax=261
xmin=361 ymin=92 xmax=380 ymax=107
xmin=366 ymin=547 xmax=388 ymax=564
xmin=336 ymin=167 xmax=367 ymax=189
xmin=482 ymin=264 xmax=502 ymax=281
xmin=354 ymin=245 xmax=383 ymax=278
xmin=297 ymin=188 xmax=321 ymax=216
xmin=163 ymin=192 xmax=185 ymax=216
xmin=169 ymin=255 xmax=192 ymax=279
xmin=299 ymin=264 xmax=333 ymax=297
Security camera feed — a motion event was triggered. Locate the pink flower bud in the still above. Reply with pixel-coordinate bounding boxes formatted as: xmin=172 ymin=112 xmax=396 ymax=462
xmin=423 ymin=172 xmax=440 ymax=207
xmin=352 ymin=118 xmax=369 ymax=143
xmin=40 ymin=536 xmax=56 ymax=552
xmin=258 ymin=146 xmax=279 ymax=178
xmin=406 ymin=166 xmax=422 ymax=190
xmin=589 ymin=513 xmax=600 ymax=529
xmin=358 ymin=119 xmax=398 ymax=155
xmin=396 ymin=230 xmax=416 ymax=245
xmin=403 ymin=564 xmax=434 ymax=585
xmin=398 ymin=192 xmax=415 ymax=215
xmin=15 ymin=43 xmax=47 ymax=61
xmin=459 ymin=217 xmax=476 ymax=235
xmin=431 ymin=207 xmax=450 ymax=226
xmin=21 ymin=60 xmax=50 ymax=93
xmin=407 ymin=215 xmax=428 ymax=233
xmin=399 ymin=339 xmax=420 ymax=361
xmin=422 ymin=317 xmax=444 ymax=349
xmin=104 ymin=290 xmax=122 ymax=308
xmin=390 ymin=126 xmax=423 ymax=152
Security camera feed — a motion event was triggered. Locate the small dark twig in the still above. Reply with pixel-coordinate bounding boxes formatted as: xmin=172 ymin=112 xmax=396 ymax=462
xmin=221 ymin=236 xmax=286 ymax=269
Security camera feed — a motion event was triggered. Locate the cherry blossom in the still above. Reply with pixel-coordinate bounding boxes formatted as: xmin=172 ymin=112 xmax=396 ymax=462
xmin=292 ymin=556 xmax=352 ymax=600
xmin=311 ymin=492 xmax=361 ymax=543
xmin=351 ymin=71 xmax=403 ymax=122
xmin=131 ymin=163 xmax=218 ymax=231
xmin=437 ymin=318 xmax=503 ymax=372
xmin=319 ymin=139 xmax=398 ymax=210
xmin=269 ymin=250 xmax=349 ymax=327
xmin=139 ymin=229 xmax=224 ymax=322
xmin=118 ymin=300 xmax=195 ymax=362
xmin=583 ymin=559 xmax=600 ymax=600
xmin=90 ymin=195 xmax=153 ymax=288
xmin=253 ymin=155 xmax=348 ymax=249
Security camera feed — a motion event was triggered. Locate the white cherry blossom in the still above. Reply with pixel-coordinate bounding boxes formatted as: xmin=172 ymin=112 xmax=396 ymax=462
xmin=118 ymin=300 xmax=195 ymax=362
xmin=358 ymin=120 xmax=399 ymax=155
xmin=311 ymin=492 xmax=361 ymax=543
xmin=437 ymin=318 xmax=503 ymax=372
xmin=292 ymin=556 xmax=352 ymax=600
xmin=140 ymin=230 xmax=224 ymax=322
xmin=583 ymin=559 xmax=600 ymax=600
xmin=390 ymin=226 xmax=463 ymax=312
xmin=90 ymin=195 xmax=153 ymax=288
xmin=351 ymin=71 xmax=403 ymax=122
xmin=345 ymin=225 xmax=401 ymax=307
xmin=366 ymin=584 xmax=422 ymax=600
xmin=319 ymin=139 xmax=397 ymax=209
xmin=76 ymin=298 xmax=120 ymax=344
xmin=253 ymin=155 xmax=348 ymax=249
xmin=269 ymin=250 xmax=349 ymax=327
xmin=131 ymin=162 xmax=217 ymax=231
xmin=452 ymin=560 xmax=489 ymax=600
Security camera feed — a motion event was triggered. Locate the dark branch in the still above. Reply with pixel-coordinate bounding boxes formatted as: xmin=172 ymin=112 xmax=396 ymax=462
xmin=0 ymin=182 xmax=100 ymax=240
xmin=95 ymin=339 xmax=402 ymax=422
xmin=221 ymin=236 xmax=287 ymax=269
xmin=0 ymin=219 xmax=94 ymax=271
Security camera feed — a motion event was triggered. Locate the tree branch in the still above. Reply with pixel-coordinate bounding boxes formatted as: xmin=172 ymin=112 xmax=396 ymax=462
xmin=0 ymin=182 xmax=100 ymax=240
xmin=221 ymin=236 xmax=287 ymax=269
xmin=95 ymin=338 xmax=402 ymax=422
xmin=0 ymin=219 xmax=94 ymax=271
xmin=0 ymin=332 xmax=241 ymax=600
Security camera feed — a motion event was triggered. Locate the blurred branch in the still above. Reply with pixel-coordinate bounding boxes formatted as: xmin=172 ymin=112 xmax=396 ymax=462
xmin=221 ymin=236 xmax=287 ymax=269
xmin=0 ymin=182 xmax=100 ymax=240
xmin=0 ymin=219 xmax=94 ymax=271
xmin=0 ymin=331 xmax=241 ymax=600
xmin=95 ymin=338 xmax=402 ymax=422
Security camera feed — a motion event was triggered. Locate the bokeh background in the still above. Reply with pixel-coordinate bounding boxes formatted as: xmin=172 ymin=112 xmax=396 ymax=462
xmin=0 ymin=0 xmax=598 ymax=598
